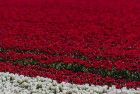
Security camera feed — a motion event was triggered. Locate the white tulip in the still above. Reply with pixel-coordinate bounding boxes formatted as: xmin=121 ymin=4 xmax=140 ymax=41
xmin=0 ymin=72 xmax=139 ymax=94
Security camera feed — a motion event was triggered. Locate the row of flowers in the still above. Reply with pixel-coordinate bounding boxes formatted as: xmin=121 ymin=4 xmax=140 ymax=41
xmin=0 ymin=61 xmax=140 ymax=89
xmin=0 ymin=52 xmax=140 ymax=82
xmin=0 ymin=72 xmax=139 ymax=94
xmin=0 ymin=50 xmax=139 ymax=72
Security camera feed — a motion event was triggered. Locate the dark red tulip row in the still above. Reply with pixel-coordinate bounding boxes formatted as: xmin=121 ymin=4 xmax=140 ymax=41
xmin=0 ymin=50 xmax=140 ymax=73
xmin=0 ymin=61 xmax=140 ymax=89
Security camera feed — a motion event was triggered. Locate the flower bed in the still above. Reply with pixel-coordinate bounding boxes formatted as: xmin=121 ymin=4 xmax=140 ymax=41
xmin=0 ymin=0 xmax=140 ymax=93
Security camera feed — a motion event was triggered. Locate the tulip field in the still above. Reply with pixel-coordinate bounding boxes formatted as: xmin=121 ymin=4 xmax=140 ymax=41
xmin=0 ymin=0 xmax=140 ymax=94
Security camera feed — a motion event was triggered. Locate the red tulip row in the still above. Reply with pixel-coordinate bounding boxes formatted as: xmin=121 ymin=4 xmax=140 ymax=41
xmin=0 ymin=50 xmax=140 ymax=73
xmin=0 ymin=61 xmax=139 ymax=89
xmin=0 ymin=50 xmax=140 ymax=82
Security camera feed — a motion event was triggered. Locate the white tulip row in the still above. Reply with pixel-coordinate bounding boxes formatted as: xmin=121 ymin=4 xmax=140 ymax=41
xmin=0 ymin=72 xmax=139 ymax=94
